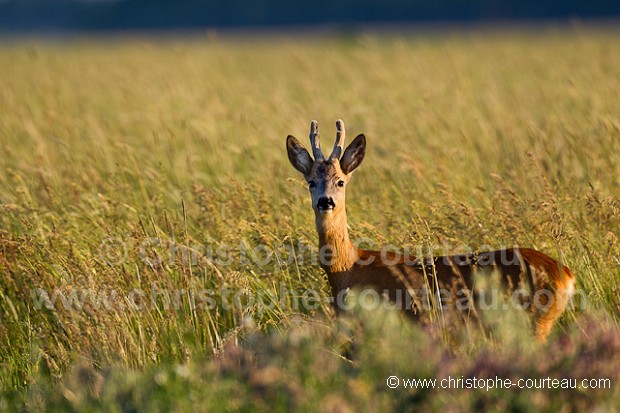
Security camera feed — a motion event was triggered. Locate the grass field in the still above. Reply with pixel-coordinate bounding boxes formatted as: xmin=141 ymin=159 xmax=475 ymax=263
xmin=1 ymin=27 xmax=620 ymax=411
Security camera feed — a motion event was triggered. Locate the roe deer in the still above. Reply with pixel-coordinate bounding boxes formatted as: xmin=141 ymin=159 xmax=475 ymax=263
xmin=286 ymin=119 xmax=575 ymax=341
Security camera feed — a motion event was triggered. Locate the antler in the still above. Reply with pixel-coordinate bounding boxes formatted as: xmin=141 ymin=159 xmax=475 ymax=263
xmin=328 ymin=119 xmax=346 ymax=160
xmin=309 ymin=120 xmax=325 ymax=161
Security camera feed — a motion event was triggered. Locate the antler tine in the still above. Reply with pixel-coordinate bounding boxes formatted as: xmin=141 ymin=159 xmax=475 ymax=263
xmin=309 ymin=120 xmax=325 ymax=160
xmin=329 ymin=119 xmax=346 ymax=160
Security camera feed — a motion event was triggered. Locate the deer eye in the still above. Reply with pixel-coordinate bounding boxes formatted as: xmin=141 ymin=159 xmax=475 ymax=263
xmin=308 ymin=181 xmax=316 ymax=188
xmin=337 ymin=180 xmax=345 ymax=187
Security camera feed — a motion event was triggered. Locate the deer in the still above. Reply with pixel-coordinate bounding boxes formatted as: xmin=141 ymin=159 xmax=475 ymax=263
xmin=286 ymin=119 xmax=575 ymax=341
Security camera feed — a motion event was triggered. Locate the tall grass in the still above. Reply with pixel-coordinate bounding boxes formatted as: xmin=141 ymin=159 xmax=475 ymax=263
xmin=0 ymin=28 xmax=619 ymax=410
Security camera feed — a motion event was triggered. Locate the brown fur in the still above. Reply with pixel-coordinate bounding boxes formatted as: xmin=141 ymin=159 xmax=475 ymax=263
xmin=318 ymin=206 xmax=574 ymax=340
xmin=287 ymin=120 xmax=574 ymax=341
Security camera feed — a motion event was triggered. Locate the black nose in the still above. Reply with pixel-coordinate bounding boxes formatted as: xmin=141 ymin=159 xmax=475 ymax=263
xmin=317 ymin=197 xmax=335 ymax=210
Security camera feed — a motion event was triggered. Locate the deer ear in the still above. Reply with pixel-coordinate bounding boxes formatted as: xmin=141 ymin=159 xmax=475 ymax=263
xmin=287 ymin=135 xmax=313 ymax=175
xmin=340 ymin=134 xmax=366 ymax=174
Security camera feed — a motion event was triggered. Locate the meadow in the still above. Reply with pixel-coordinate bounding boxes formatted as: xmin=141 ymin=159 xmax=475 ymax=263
xmin=0 ymin=27 xmax=619 ymax=411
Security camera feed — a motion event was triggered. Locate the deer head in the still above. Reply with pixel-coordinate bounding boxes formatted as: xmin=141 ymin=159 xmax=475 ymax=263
xmin=287 ymin=120 xmax=366 ymax=216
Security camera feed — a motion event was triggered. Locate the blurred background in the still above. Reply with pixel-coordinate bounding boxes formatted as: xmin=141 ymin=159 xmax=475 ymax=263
xmin=0 ymin=0 xmax=619 ymax=34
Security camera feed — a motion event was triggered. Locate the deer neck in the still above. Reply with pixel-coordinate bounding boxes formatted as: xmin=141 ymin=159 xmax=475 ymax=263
xmin=315 ymin=206 xmax=358 ymax=274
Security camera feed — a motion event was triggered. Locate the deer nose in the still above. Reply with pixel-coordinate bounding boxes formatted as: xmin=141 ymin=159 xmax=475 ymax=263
xmin=317 ymin=197 xmax=335 ymax=211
